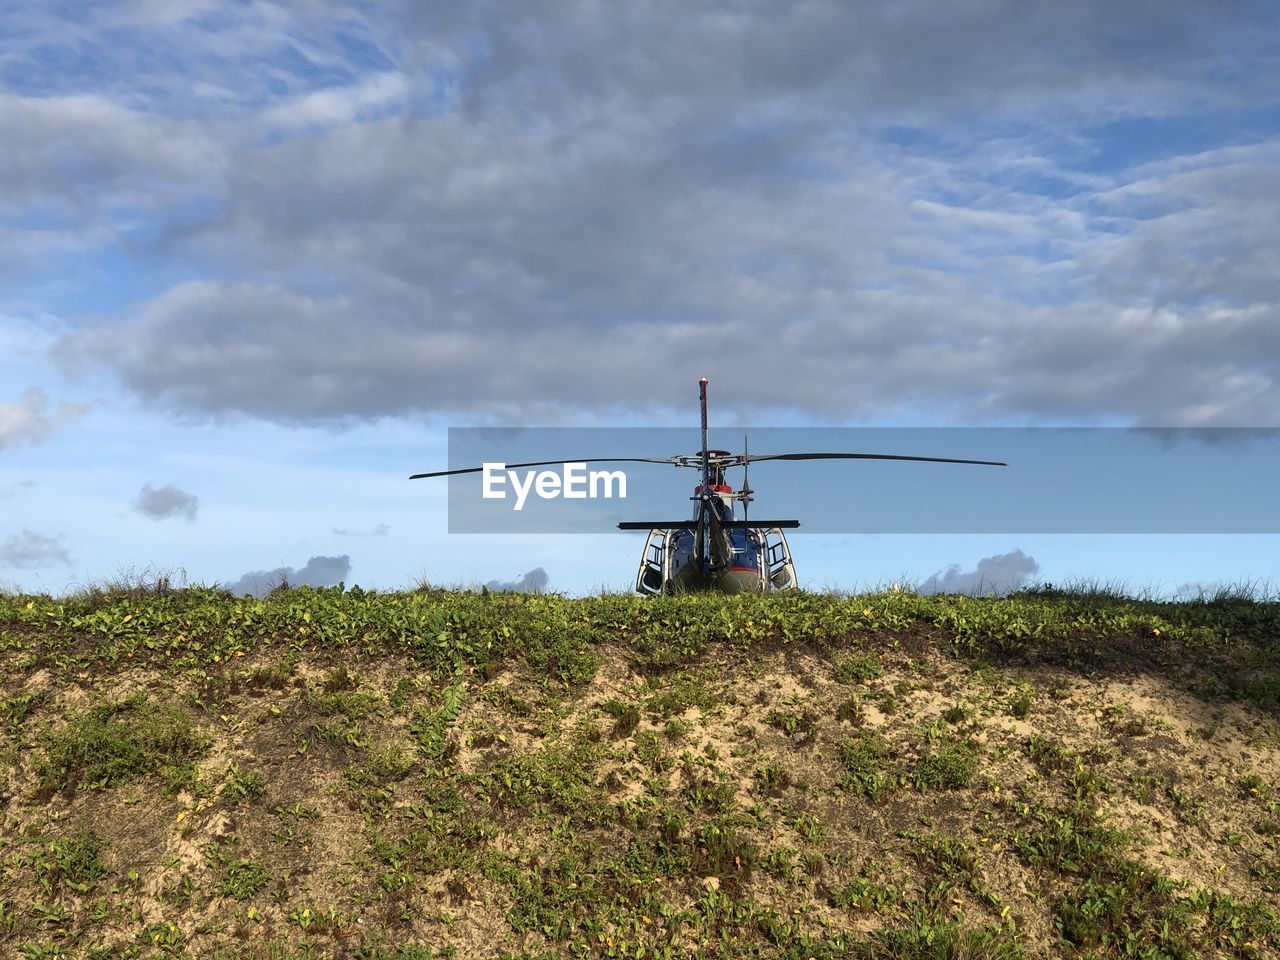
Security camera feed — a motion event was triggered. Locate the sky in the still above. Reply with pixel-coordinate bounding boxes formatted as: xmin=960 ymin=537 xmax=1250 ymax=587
xmin=2 ymin=1 xmax=1280 ymax=597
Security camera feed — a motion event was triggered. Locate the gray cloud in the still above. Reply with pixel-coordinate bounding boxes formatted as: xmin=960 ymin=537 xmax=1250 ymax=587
xmin=0 ymin=90 xmax=221 ymax=212
xmin=132 ymin=482 xmax=199 ymax=521
xmin=0 ymin=529 xmax=72 ymax=569
xmin=1133 ymin=427 xmax=1280 ymax=450
xmin=13 ymin=2 xmax=1280 ymax=426
xmin=919 ymin=549 xmax=1040 ymax=596
xmin=1173 ymin=578 xmax=1277 ymax=600
xmin=0 ymin=479 xmax=36 ymax=497
xmin=56 ymin=273 xmax=1280 ymax=426
xmin=333 ymin=523 xmax=390 ymax=537
xmin=484 ymin=567 xmax=549 ymax=594
xmin=0 ymin=388 xmax=84 ymax=450
xmin=224 ymin=554 xmax=351 ymax=597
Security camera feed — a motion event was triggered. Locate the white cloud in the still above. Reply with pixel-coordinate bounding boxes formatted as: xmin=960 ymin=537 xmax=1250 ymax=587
xmin=264 ymin=72 xmax=408 ymax=132
xmin=0 ymin=387 xmax=83 ymax=450
xmin=333 ymin=523 xmax=390 ymax=537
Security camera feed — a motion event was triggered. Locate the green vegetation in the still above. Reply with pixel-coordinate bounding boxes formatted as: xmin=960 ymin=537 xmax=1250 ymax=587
xmin=215 ymin=856 xmax=272 ymax=901
xmin=599 ymin=696 xmax=640 ymax=736
xmin=838 ymin=730 xmax=902 ymax=801
xmin=1 ymin=583 xmax=1279 ymax=957
xmin=913 ymin=736 xmax=981 ymax=791
xmin=0 ymin=583 xmax=1271 ymax=693
xmin=14 ymin=827 xmax=109 ymax=894
xmin=220 ymin=764 xmax=267 ymax=804
xmin=764 ymin=707 xmax=814 ymax=739
xmin=833 ymin=651 xmax=884 ymax=684
xmin=35 ymin=694 xmax=205 ymax=793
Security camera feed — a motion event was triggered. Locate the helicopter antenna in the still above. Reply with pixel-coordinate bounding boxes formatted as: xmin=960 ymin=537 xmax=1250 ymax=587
xmin=697 ymin=378 xmax=710 ymax=573
xmin=699 ymin=377 xmax=709 ymax=492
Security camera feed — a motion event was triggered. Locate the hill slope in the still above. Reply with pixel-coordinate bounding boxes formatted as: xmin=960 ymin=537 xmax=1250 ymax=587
xmin=2 ymin=587 xmax=1280 ymax=958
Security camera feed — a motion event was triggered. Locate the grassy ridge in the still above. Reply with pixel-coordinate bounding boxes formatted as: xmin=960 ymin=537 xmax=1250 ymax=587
xmin=5 ymin=585 xmax=1280 ymax=691
xmin=2 ymin=586 xmax=1280 ymax=958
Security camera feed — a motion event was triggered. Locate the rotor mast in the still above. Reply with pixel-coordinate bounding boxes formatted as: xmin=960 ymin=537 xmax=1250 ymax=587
xmin=697 ymin=377 xmax=710 ymax=573
xmin=699 ymin=377 xmax=709 ymax=491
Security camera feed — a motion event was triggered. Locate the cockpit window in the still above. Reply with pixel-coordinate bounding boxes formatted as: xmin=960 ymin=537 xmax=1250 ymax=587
xmin=727 ymin=528 xmax=761 ymax=569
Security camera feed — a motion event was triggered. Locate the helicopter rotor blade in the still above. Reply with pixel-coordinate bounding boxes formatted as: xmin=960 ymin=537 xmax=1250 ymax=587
xmin=409 ymin=456 xmax=680 ymax=480
xmin=410 ymin=450 xmax=1006 ymax=480
xmin=742 ymin=452 xmax=1007 ymax=468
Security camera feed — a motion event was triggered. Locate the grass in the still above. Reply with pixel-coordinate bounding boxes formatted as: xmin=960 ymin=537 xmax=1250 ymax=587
xmin=764 ymin=707 xmax=815 ymax=739
xmin=15 ymin=827 xmax=109 ymax=894
xmin=214 ymin=855 xmax=272 ymax=901
xmin=913 ymin=737 xmax=981 ymax=791
xmin=2 ymin=584 xmax=1280 ymax=957
xmin=838 ymin=730 xmax=902 ymax=801
xmin=833 ymin=651 xmax=884 ymax=684
xmin=35 ymin=694 xmax=206 ymax=793
xmin=599 ymin=697 xmax=640 ymax=736
xmin=221 ymin=764 xmax=268 ymax=803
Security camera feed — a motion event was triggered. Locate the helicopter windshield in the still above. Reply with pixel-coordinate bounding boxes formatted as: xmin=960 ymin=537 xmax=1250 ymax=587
xmin=727 ymin=528 xmax=761 ymax=570
xmin=669 ymin=527 xmax=760 ymax=572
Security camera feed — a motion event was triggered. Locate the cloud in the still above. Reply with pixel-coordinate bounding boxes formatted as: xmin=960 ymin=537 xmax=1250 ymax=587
xmin=919 ymin=549 xmax=1040 ymax=596
xmin=0 ymin=479 xmax=36 ymax=497
xmin=484 ymin=567 xmax=549 ymax=593
xmin=263 ymin=72 xmax=409 ymax=133
xmin=1133 ymin=427 xmax=1280 ymax=450
xmin=333 ymin=523 xmax=390 ymax=537
xmin=224 ymin=554 xmax=351 ymax=597
xmin=0 ymin=90 xmax=224 ymax=261
xmin=0 ymin=387 xmax=83 ymax=450
xmin=132 ymin=482 xmax=199 ymax=521
xmin=12 ymin=2 xmax=1280 ymax=426
xmin=0 ymin=529 xmax=72 ymax=569
xmin=1173 ymin=578 xmax=1277 ymax=600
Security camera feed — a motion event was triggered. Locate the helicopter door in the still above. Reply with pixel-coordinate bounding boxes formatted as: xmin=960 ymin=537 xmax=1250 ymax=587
xmin=635 ymin=529 xmax=668 ymax=595
xmin=763 ymin=528 xmax=797 ymax=591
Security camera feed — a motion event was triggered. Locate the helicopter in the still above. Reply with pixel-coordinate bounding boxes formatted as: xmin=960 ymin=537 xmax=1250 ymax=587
xmin=410 ymin=378 xmax=1006 ymax=595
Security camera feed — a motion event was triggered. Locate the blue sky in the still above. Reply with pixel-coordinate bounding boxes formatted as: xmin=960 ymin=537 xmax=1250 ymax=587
xmin=3 ymin=2 xmax=1280 ymax=596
